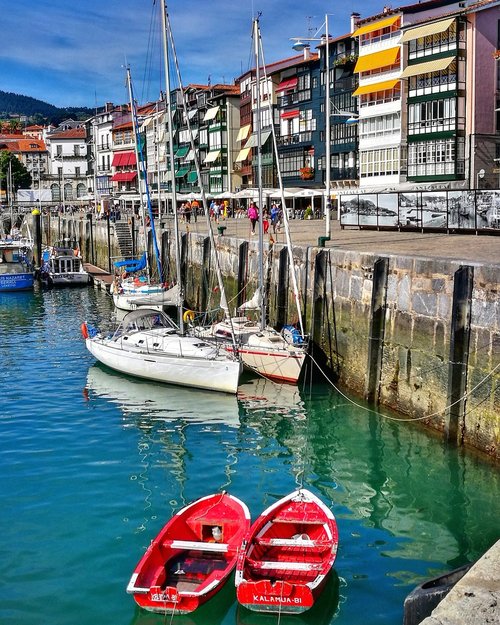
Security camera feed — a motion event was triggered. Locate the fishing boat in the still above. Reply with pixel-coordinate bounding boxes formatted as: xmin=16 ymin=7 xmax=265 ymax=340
xmin=126 ymin=492 xmax=251 ymax=614
xmin=191 ymin=18 xmax=307 ymax=384
xmin=82 ymin=307 xmax=241 ymax=394
xmin=40 ymin=239 xmax=89 ymax=287
xmin=235 ymin=488 xmax=338 ymax=614
xmin=0 ymin=236 xmax=34 ymax=291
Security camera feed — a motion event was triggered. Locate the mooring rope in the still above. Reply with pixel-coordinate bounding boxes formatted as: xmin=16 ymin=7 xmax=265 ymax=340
xmin=306 ymin=352 xmax=500 ymax=423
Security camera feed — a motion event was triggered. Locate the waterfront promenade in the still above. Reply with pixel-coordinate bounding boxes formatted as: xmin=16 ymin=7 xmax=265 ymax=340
xmin=177 ymin=215 xmax=500 ymax=265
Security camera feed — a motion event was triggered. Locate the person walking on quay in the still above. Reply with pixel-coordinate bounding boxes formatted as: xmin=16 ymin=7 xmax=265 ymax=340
xmin=191 ymin=198 xmax=199 ymax=222
xmin=247 ymin=201 xmax=258 ymax=235
xmin=184 ymin=201 xmax=192 ymax=224
xmin=270 ymin=202 xmax=279 ymax=234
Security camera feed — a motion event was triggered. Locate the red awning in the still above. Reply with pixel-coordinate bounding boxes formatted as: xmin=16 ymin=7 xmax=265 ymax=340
xmin=111 ymin=172 xmax=137 ymax=182
xmin=281 ymin=109 xmax=300 ymax=119
xmin=111 ymin=153 xmax=124 ymax=167
xmin=112 ymin=151 xmax=136 ymax=167
xmin=277 ymin=77 xmax=298 ymax=92
xmin=123 ymin=151 xmax=136 ymax=166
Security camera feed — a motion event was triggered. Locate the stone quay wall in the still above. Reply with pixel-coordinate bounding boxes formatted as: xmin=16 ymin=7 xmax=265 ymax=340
xmin=46 ymin=216 xmax=500 ymax=462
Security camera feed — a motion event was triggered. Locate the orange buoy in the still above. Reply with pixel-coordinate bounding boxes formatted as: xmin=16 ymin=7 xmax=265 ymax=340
xmin=81 ymin=322 xmax=89 ymax=339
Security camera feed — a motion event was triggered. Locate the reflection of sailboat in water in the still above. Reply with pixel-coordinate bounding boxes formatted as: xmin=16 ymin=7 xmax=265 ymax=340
xmin=237 ymin=375 xmax=306 ymax=420
xmin=86 ymin=363 xmax=239 ymax=426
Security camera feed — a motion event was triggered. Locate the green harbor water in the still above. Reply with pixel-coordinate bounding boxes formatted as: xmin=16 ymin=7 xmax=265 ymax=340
xmin=1 ymin=287 xmax=499 ymax=625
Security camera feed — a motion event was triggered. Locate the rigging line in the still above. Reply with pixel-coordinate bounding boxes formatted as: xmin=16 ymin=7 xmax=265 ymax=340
xmin=257 ymin=26 xmax=305 ymax=338
xmin=141 ymin=0 xmax=160 ymax=103
xmin=166 ymin=11 xmax=239 ymax=351
xmin=307 ymin=352 xmax=500 ymax=423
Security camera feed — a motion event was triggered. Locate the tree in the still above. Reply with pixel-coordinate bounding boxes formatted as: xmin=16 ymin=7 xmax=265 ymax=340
xmin=0 ymin=151 xmax=32 ymax=204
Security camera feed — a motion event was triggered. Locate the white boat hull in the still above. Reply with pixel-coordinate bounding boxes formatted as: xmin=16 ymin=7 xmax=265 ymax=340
xmin=193 ymin=320 xmax=306 ymax=384
xmin=86 ymin=338 xmax=241 ymax=394
xmin=113 ymin=284 xmax=180 ymax=312
xmin=238 ymin=344 xmax=306 ymax=384
xmin=46 ymin=272 xmax=89 ymax=287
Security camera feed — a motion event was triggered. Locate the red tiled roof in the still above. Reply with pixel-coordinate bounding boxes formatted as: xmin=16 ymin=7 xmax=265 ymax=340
xmin=113 ymin=120 xmax=133 ymax=131
xmin=49 ymin=127 xmax=86 ymax=139
xmin=0 ymin=136 xmax=46 ymax=151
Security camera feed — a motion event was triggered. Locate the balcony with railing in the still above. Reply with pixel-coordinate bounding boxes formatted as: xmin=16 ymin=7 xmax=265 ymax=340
xmin=276 ymin=131 xmax=313 ymax=147
xmin=408 ymin=27 xmax=465 ymax=61
xmin=408 ymin=71 xmax=464 ymax=98
xmin=277 ymin=90 xmax=312 ymax=108
xmin=408 ymin=115 xmax=465 ymax=136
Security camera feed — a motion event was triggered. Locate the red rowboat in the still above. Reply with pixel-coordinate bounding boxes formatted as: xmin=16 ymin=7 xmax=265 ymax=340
xmin=127 ymin=492 xmax=251 ymax=614
xmin=235 ymin=489 xmax=338 ymax=614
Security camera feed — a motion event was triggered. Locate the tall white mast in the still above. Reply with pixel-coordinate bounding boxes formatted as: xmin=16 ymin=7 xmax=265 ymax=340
xmin=126 ymin=66 xmax=151 ymax=279
xmin=253 ymin=17 xmax=266 ymax=332
xmin=161 ymin=1 xmax=184 ymax=331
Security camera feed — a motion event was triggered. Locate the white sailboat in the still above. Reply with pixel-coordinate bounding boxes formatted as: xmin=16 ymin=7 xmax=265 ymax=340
xmin=192 ymin=18 xmax=307 ymax=384
xmin=83 ymin=26 xmax=241 ymax=394
xmin=82 ymin=308 xmax=240 ymax=394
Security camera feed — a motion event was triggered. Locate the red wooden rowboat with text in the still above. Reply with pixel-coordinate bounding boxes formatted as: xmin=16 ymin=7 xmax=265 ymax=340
xmin=127 ymin=492 xmax=250 ymax=614
xmin=235 ymin=489 xmax=338 ymax=614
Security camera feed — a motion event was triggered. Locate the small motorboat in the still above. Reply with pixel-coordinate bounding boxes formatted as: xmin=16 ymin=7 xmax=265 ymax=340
xmin=127 ymin=492 xmax=251 ymax=614
xmin=40 ymin=239 xmax=89 ymax=287
xmin=235 ymin=489 xmax=338 ymax=614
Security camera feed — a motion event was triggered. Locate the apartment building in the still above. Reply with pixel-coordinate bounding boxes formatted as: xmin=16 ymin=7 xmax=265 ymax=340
xmin=44 ymin=124 xmax=88 ymax=204
xmin=170 ymin=83 xmax=240 ymax=196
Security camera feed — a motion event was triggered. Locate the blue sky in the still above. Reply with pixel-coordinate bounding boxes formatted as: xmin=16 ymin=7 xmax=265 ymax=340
xmin=0 ymin=0 xmax=383 ymax=109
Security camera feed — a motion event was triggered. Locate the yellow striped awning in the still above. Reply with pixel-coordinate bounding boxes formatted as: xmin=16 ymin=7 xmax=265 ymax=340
xmin=352 ymin=79 xmax=400 ymax=97
xmin=235 ymin=147 xmax=251 ymax=163
xmin=353 ymin=15 xmax=400 ymax=37
xmin=204 ymin=106 xmax=220 ymax=122
xmin=400 ymin=56 xmax=455 ymax=79
xmin=204 ymin=150 xmax=221 ymax=163
xmin=400 ymin=18 xmax=455 ymax=43
xmin=354 ymin=47 xmax=400 ymax=73
xmin=236 ymin=124 xmax=251 ymax=142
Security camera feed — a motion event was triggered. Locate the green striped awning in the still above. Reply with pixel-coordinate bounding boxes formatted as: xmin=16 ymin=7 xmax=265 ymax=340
xmin=175 ymin=145 xmax=190 ymax=158
xmin=175 ymin=167 xmax=189 ymax=178
xmin=187 ymin=170 xmax=198 ymax=183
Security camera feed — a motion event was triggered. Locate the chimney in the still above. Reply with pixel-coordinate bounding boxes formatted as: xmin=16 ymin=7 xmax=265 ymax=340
xmin=303 ymin=46 xmax=311 ymax=61
xmin=351 ymin=12 xmax=361 ymax=33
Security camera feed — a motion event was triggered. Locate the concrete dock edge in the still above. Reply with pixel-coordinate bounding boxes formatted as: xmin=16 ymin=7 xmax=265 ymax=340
xmin=418 ymin=539 xmax=500 ymax=625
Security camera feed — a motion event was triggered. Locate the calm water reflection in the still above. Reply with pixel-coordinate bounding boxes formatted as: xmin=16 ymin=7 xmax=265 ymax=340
xmin=1 ymin=288 xmax=498 ymax=625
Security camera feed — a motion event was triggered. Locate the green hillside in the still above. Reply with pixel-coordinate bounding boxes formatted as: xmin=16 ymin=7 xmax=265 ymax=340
xmin=0 ymin=90 xmax=93 ymax=125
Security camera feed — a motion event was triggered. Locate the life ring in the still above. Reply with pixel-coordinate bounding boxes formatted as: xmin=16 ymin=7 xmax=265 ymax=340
xmin=81 ymin=322 xmax=89 ymax=339
xmin=183 ymin=309 xmax=195 ymax=324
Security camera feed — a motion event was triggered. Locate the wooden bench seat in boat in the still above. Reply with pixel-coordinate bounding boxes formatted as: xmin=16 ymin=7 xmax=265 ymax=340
xmin=163 ymin=539 xmax=229 ymax=552
xmin=247 ymin=559 xmax=324 ymax=572
xmin=255 ymin=536 xmax=330 ymax=549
